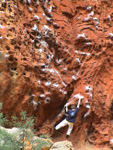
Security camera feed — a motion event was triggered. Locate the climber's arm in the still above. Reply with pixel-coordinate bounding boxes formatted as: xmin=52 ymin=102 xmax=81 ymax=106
xmin=77 ymin=98 xmax=81 ymax=108
xmin=64 ymin=102 xmax=70 ymax=112
xmin=52 ymin=102 xmax=70 ymax=125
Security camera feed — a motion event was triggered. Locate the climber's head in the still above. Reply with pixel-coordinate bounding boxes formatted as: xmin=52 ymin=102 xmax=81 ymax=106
xmin=71 ymin=105 xmax=76 ymax=110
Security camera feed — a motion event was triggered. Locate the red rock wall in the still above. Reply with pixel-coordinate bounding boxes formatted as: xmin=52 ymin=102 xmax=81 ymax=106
xmin=0 ymin=0 xmax=113 ymax=147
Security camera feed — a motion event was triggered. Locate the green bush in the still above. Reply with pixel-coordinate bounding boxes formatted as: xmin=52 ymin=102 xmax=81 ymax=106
xmin=0 ymin=103 xmax=8 ymax=126
xmin=36 ymin=138 xmax=52 ymax=150
xmin=0 ymin=129 xmax=20 ymax=150
xmin=0 ymin=103 xmax=53 ymax=150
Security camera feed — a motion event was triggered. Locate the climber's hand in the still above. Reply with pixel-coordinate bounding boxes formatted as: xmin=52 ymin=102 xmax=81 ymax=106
xmin=64 ymin=102 xmax=70 ymax=108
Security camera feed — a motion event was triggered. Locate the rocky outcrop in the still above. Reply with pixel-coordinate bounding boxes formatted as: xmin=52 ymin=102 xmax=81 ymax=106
xmin=0 ymin=0 xmax=113 ymax=148
xmin=50 ymin=141 xmax=74 ymax=150
xmin=50 ymin=140 xmax=74 ymax=150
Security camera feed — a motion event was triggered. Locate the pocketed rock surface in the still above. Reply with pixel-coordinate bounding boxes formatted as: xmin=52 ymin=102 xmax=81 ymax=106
xmin=0 ymin=0 xmax=113 ymax=148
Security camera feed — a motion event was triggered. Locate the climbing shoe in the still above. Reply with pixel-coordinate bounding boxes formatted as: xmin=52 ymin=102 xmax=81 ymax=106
xmin=66 ymin=134 xmax=69 ymax=138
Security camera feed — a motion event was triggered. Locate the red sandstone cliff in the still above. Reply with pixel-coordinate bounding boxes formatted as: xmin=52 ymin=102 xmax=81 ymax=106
xmin=0 ymin=0 xmax=113 ymax=148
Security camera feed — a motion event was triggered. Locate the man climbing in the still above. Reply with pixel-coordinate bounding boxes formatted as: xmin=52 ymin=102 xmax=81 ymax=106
xmin=55 ymin=98 xmax=82 ymax=138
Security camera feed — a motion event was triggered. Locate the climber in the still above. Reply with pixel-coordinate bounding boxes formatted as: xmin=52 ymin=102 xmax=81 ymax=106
xmin=55 ymin=98 xmax=82 ymax=138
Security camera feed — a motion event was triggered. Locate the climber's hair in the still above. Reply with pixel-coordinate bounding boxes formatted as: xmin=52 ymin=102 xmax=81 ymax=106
xmin=71 ymin=105 xmax=76 ymax=109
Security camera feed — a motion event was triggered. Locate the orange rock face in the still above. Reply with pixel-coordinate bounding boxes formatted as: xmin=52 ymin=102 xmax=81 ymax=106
xmin=0 ymin=0 xmax=113 ymax=148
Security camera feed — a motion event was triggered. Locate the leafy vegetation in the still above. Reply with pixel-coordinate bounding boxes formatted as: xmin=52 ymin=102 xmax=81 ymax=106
xmin=0 ymin=103 xmax=53 ymax=150
xmin=0 ymin=129 xmax=19 ymax=150
xmin=36 ymin=137 xmax=52 ymax=150
xmin=0 ymin=103 xmax=8 ymax=126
